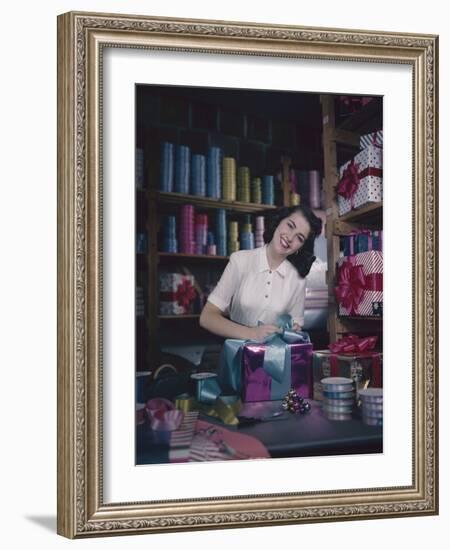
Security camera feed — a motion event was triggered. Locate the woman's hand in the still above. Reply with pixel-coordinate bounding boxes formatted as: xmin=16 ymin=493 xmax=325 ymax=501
xmin=249 ymin=324 xmax=281 ymax=342
xmin=292 ymin=322 xmax=302 ymax=332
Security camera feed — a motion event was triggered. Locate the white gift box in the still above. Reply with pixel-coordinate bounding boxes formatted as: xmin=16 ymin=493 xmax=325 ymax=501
xmin=159 ymin=273 xmax=196 ymax=315
xmin=337 ymin=145 xmax=383 ymax=216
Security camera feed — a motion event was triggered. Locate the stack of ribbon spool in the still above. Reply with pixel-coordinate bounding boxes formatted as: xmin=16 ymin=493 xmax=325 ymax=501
xmin=222 ymin=157 xmax=237 ymax=201
xmin=162 ymin=215 xmax=178 ymax=253
xmin=160 ymin=141 xmax=174 ymax=192
xmin=255 ymin=215 xmax=265 ymax=248
xmin=237 ymin=166 xmax=251 ymax=203
xmin=240 ymin=216 xmax=255 ymax=250
xmin=179 ymin=205 xmax=195 ymax=254
xmin=262 ymin=175 xmax=274 ymax=205
xmin=359 ymin=388 xmax=383 ymax=426
xmin=321 ymin=377 xmax=355 ymax=421
xmin=194 ymin=213 xmax=208 ymax=255
xmin=191 ymin=154 xmax=206 ymax=196
xmin=136 ymin=148 xmax=144 ymax=189
xmin=206 ymin=231 xmax=216 ymax=255
xmin=251 ymin=177 xmax=262 ymax=204
xmin=206 ymin=146 xmax=222 ymax=199
xmin=175 ymin=145 xmax=190 ymax=194
xmin=228 ymin=220 xmax=239 ymax=253
xmin=216 ymin=209 xmax=227 ymax=256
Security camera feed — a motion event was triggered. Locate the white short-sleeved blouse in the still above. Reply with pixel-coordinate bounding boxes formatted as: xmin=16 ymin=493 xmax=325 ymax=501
xmin=207 ymin=244 xmax=306 ymax=328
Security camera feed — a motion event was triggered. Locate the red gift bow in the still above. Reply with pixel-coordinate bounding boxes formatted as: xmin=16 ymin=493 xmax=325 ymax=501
xmin=329 ymin=334 xmax=378 ymax=354
xmin=337 ymin=159 xmax=360 ymax=202
xmin=175 ymin=278 xmax=196 ymax=309
xmin=334 ymin=260 xmax=366 ymax=314
xmin=328 ymin=335 xmax=381 ymax=387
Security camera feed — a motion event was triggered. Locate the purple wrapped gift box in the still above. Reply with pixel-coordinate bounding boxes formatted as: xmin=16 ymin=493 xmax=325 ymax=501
xmin=241 ymin=342 xmax=313 ymax=402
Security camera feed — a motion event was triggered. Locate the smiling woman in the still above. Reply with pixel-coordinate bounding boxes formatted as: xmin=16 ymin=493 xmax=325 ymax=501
xmin=199 ymin=205 xmax=322 ymax=341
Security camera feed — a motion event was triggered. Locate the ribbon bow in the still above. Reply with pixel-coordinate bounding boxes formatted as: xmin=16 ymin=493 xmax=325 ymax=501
xmin=329 ymin=334 xmax=378 ymax=354
xmin=334 ymin=259 xmax=366 ymax=315
xmin=145 ymin=398 xmax=184 ymax=431
xmin=175 ymin=278 xmax=196 ymax=309
xmin=337 ymin=159 xmax=360 ymax=201
xmin=217 ymin=314 xmax=310 ymax=400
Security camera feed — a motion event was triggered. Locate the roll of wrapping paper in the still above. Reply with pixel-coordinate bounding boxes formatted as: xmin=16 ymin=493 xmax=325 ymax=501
xmin=179 ymin=204 xmax=195 ymax=254
xmin=162 ymin=215 xmax=178 ymax=253
xmin=309 ymin=170 xmax=322 ymax=208
xmin=191 ymin=154 xmax=206 ymax=196
xmin=290 ymin=192 xmax=301 ymax=205
xmin=195 ymin=213 xmax=208 ymax=255
xmin=262 ymin=175 xmax=274 ymax=205
xmin=251 ymin=177 xmax=262 ymax=204
xmin=222 ymin=157 xmax=237 ymax=201
xmin=255 ymin=215 xmax=265 ymax=247
xmin=160 ymin=141 xmax=174 ymax=192
xmin=175 ymin=145 xmax=190 ymax=194
xmin=238 ymin=166 xmax=251 ymax=203
xmin=216 ymin=208 xmax=227 ymax=256
xmin=174 ymin=393 xmax=197 ymax=412
xmin=240 ymin=231 xmax=255 ymax=250
xmin=228 ymin=220 xmax=239 ymax=252
xmin=207 ymin=146 xmax=222 ymax=199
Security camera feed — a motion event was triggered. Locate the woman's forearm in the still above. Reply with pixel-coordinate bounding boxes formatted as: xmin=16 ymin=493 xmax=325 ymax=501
xmin=199 ymin=310 xmax=253 ymax=340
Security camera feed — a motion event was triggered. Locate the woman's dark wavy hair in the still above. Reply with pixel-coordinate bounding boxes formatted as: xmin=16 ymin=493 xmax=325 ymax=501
xmin=263 ymin=205 xmax=323 ymax=278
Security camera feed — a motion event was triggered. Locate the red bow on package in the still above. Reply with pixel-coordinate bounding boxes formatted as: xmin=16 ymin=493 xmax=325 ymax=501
xmin=329 ymin=334 xmax=378 ymax=354
xmin=175 ymin=278 xmax=196 ymax=309
xmin=337 ymin=159 xmax=360 ymax=202
xmin=334 ymin=260 xmax=365 ymax=314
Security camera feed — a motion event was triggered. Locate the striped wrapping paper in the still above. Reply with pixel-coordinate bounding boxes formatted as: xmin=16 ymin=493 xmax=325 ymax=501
xmin=168 ymin=411 xmax=199 ymax=463
xmin=338 ymin=145 xmax=383 ymax=216
xmin=336 ymin=250 xmax=383 ymax=317
xmin=360 ymin=130 xmax=383 ymax=150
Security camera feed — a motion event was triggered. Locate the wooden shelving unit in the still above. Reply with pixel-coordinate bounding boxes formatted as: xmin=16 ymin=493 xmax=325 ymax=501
xmin=152 ymin=190 xmax=277 ymax=213
xmin=136 ymin=86 xmax=324 ymax=370
xmin=158 ymin=252 xmax=229 ymax=262
xmin=320 ymin=96 xmax=383 ymax=344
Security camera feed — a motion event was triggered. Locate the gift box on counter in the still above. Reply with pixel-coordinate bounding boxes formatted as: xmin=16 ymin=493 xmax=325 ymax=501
xmin=337 ymin=145 xmax=382 ymax=216
xmin=159 ymin=273 xmax=196 ymax=315
xmin=360 ymin=130 xmax=383 ymax=150
xmin=241 ymin=340 xmax=313 ymax=402
xmin=217 ymin=316 xmax=313 ymax=402
xmin=312 ymin=336 xmax=382 ymax=401
xmin=341 ymin=230 xmax=383 ymax=257
xmin=335 ymin=250 xmax=383 ymax=317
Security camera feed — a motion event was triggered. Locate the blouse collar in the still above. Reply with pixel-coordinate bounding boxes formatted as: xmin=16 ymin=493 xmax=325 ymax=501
xmin=258 ymin=244 xmax=288 ymax=278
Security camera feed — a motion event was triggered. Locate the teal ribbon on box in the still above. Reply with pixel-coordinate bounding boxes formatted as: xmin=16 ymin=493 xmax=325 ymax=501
xmin=216 ymin=314 xmax=310 ymax=400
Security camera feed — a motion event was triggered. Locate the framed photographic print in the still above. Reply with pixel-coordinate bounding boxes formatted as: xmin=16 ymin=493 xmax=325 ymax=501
xmin=57 ymin=11 xmax=438 ymax=538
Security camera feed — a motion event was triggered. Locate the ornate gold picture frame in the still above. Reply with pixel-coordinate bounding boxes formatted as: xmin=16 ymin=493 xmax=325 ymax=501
xmin=57 ymin=11 xmax=438 ymax=538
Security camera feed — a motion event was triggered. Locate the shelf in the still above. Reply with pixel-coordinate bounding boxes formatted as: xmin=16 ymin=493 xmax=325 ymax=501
xmin=339 ymin=316 xmax=382 ymax=322
xmin=336 ymin=202 xmax=382 ymax=225
xmin=151 ymin=190 xmax=277 ymax=213
xmin=336 ymin=97 xmax=383 ymax=134
xmin=159 ymin=314 xmax=200 ymax=319
xmin=158 ymin=252 xmax=229 ymax=261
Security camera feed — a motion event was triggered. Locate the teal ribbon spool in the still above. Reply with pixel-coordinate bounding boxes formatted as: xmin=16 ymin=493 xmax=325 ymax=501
xmin=217 ymin=314 xmax=310 ymax=399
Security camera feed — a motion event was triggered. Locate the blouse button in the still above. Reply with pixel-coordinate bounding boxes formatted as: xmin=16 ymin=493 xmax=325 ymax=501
xmin=265 ymin=294 xmax=269 ymax=298
xmin=267 ymin=281 xmax=271 ymax=285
